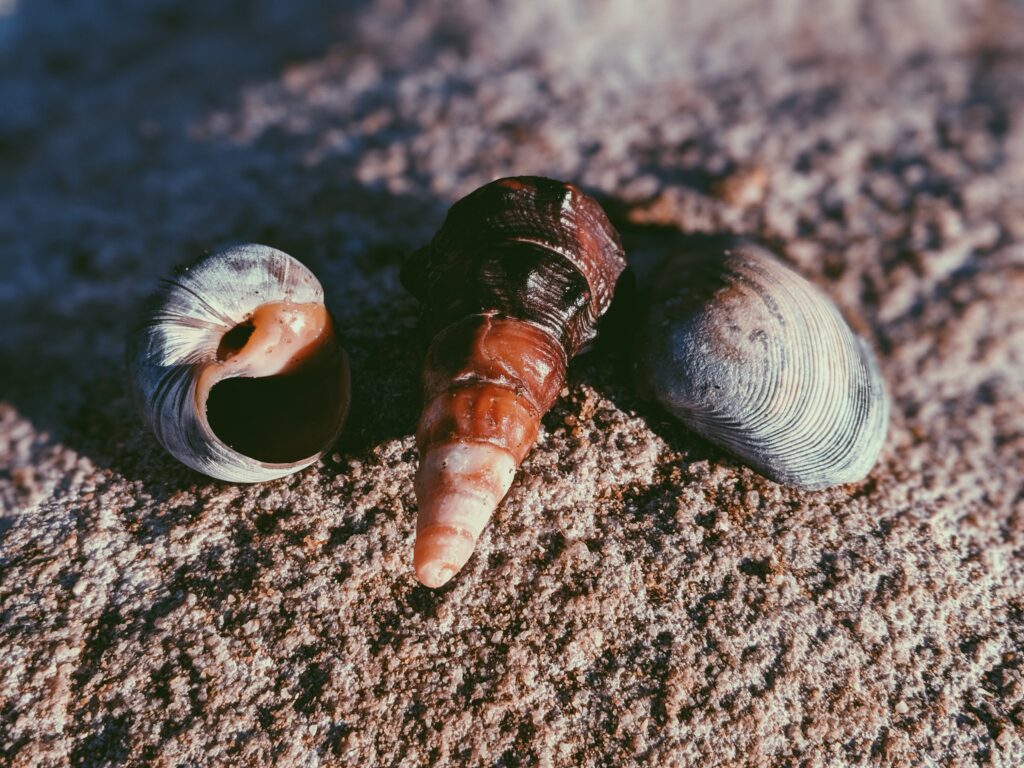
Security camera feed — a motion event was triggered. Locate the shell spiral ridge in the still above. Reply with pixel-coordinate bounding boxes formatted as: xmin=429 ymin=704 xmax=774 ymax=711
xmin=403 ymin=176 xmax=626 ymax=354
xmin=403 ymin=177 xmax=627 ymax=587
xmin=128 ymin=244 xmax=350 ymax=483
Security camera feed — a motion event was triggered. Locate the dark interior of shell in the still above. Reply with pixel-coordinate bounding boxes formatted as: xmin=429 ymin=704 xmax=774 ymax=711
xmin=205 ymin=326 xmax=348 ymax=464
xmin=401 ymin=176 xmax=627 ymax=356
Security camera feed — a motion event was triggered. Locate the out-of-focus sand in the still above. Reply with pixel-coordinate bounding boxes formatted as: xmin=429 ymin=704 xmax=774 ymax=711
xmin=2 ymin=1 xmax=1023 ymax=765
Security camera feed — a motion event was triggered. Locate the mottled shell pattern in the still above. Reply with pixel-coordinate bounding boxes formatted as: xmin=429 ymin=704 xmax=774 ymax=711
xmin=636 ymin=237 xmax=888 ymax=490
xmin=402 ymin=176 xmax=625 ymax=354
xmin=128 ymin=244 xmax=350 ymax=483
xmin=402 ymin=177 xmax=627 ymax=587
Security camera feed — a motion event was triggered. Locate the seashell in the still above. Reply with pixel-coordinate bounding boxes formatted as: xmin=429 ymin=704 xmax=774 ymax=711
xmin=635 ymin=236 xmax=888 ymax=490
xmin=402 ymin=177 xmax=627 ymax=587
xmin=127 ymin=244 xmax=350 ymax=483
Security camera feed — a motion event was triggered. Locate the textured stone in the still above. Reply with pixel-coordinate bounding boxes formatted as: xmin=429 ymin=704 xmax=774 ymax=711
xmin=1 ymin=1 xmax=1023 ymax=766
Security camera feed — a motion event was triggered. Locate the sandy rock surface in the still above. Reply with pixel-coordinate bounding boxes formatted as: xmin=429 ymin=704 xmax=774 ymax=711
xmin=2 ymin=1 xmax=1024 ymax=765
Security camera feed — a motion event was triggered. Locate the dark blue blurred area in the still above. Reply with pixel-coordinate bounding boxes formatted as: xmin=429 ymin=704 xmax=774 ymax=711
xmin=0 ymin=0 xmax=382 ymax=303
xmin=0 ymin=1 xmax=356 ymax=138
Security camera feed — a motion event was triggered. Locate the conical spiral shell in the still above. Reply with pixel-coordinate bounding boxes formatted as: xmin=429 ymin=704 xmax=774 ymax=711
xmin=127 ymin=244 xmax=350 ymax=483
xmin=636 ymin=237 xmax=888 ymax=490
xmin=403 ymin=177 xmax=626 ymax=587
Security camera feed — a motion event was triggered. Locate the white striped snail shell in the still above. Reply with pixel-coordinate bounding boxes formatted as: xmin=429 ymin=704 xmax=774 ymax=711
xmin=402 ymin=177 xmax=627 ymax=587
xmin=636 ymin=237 xmax=888 ymax=490
xmin=127 ymin=244 xmax=350 ymax=483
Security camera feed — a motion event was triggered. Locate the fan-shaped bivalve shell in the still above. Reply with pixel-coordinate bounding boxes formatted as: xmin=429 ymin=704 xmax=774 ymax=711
xmin=127 ymin=244 xmax=350 ymax=483
xmin=636 ymin=237 xmax=888 ymax=490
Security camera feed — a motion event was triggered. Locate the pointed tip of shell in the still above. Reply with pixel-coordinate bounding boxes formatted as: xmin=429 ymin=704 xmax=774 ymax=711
xmin=415 ymin=560 xmax=460 ymax=589
xmin=412 ymin=442 xmax=519 ymax=588
xmin=414 ymin=525 xmax=477 ymax=588
xmin=417 ymin=565 xmax=462 ymax=589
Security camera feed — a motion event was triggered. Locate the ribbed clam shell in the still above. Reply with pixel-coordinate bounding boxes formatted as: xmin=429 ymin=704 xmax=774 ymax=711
xmin=637 ymin=238 xmax=888 ymax=490
xmin=127 ymin=244 xmax=349 ymax=483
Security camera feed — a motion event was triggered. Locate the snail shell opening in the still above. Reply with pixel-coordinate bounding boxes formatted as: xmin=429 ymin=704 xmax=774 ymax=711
xmin=200 ymin=301 xmax=347 ymax=464
xmin=128 ymin=245 xmax=350 ymax=483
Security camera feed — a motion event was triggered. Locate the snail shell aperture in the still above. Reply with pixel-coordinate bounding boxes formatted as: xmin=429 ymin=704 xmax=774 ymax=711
xmin=402 ymin=177 xmax=627 ymax=587
xmin=636 ymin=237 xmax=888 ymax=490
xmin=127 ymin=244 xmax=350 ymax=483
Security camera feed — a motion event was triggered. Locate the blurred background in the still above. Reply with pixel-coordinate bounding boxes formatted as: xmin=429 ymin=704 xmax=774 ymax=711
xmin=2 ymin=1 xmax=1023 ymax=765
xmin=1 ymin=0 xmax=1022 ymax=429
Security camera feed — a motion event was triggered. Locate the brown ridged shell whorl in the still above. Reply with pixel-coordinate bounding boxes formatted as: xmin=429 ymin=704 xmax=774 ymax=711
xmin=402 ymin=177 xmax=626 ymax=588
xmin=402 ymin=176 xmax=626 ymax=356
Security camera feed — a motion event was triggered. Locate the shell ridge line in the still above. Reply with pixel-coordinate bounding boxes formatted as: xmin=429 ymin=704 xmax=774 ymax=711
xmin=432 ymin=375 xmax=543 ymax=415
xmin=146 ymin=312 xmax=225 ymax=334
xmin=448 ymin=435 xmax=532 ymax=454
xmin=445 ymin=312 xmax=573 ymax=369
xmin=710 ymin=259 xmax=791 ymax=454
xmin=150 ymin=365 xmax=192 ymax=449
xmin=801 ymin=303 xmax=866 ymax=473
xmin=848 ymin=337 xmax=888 ymax=469
xmin=454 ymin=233 xmax=618 ymax=304
xmin=159 ymin=276 xmax=237 ymax=329
xmin=762 ymin=267 xmax=827 ymax=456
xmin=760 ymin=276 xmax=840 ymax=477
xmin=780 ymin=282 xmax=863 ymax=470
xmin=638 ymin=238 xmax=887 ymax=489
xmin=784 ymin=276 xmax=881 ymax=482
xmin=726 ymin=263 xmax=789 ymax=447
xmin=418 ymin=523 xmax=478 ymax=543
xmin=746 ymin=258 xmax=833 ymax=460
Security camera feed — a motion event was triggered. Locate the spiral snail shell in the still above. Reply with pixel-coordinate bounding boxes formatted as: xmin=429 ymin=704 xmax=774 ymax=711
xmin=402 ymin=177 xmax=627 ymax=587
xmin=127 ymin=244 xmax=350 ymax=483
xmin=636 ymin=236 xmax=888 ymax=490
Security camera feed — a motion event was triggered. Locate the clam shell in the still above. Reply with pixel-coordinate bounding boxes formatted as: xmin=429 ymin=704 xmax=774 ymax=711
xmin=127 ymin=244 xmax=350 ymax=483
xmin=636 ymin=237 xmax=888 ymax=490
